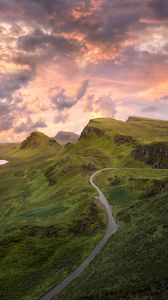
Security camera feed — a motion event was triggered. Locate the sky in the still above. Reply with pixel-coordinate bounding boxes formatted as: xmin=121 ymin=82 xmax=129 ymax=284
xmin=0 ymin=0 xmax=168 ymax=142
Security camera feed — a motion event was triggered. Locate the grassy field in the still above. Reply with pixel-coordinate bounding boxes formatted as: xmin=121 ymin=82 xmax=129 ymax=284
xmin=57 ymin=168 xmax=168 ymax=300
xmin=83 ymin=117 xmax=168 ymax=143
xmin=0 ymin=117 xmax=168 ymax=300
xmin=0 ymin=137 xmax=106 ymax=300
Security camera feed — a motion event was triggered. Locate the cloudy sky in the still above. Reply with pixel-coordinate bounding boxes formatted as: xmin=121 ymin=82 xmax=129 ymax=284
xmin=0 ymin=0 xmax=168 ymax=142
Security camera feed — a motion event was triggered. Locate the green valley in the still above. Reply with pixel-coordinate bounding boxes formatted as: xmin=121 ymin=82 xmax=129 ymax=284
xmin=0 ymin=117 xmax=168 ymax=300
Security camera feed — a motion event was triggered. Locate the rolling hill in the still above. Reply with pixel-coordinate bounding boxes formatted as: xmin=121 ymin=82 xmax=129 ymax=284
xmin=0 ymin=116 xmax=168 ymax=300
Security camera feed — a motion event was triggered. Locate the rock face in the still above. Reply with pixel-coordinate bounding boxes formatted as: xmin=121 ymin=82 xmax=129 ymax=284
xmin=132 ymin=142 xmax=168 ymax=168
xmin=21 ymin=132 xmax=59 ymax=149
xmin=63 ymin=163 xmax=97 ymax=174
xmin=80 ymin=125 xmax=106 ymax=139
xmin=55 ymin=131 xmax=79 ymax=145
xmin=141 ymin=179 xmax=168 ymax=198
xmin=114 ymin=134 xmax=136 ymax=145
xmin=127 ymin=116 xmax=148 ymax=122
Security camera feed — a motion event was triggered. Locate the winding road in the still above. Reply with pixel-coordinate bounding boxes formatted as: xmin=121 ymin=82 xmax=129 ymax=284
xmin=40 ymin=168 xmax=118 ymax=300
xmin=40 ymin=167 xmax=168 ymax=300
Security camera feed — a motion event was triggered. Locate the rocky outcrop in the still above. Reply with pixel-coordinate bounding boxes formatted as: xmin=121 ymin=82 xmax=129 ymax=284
xmin=80 ymin=125 xmax=106 ymax=139
xmin=114 ymin=134 xmax=136 ymax=145
xmin=21 ymin=131 xmax=59 ymax=149
xmin=82 ymin=163 xmax=97 ymax=172
xmin=45 ymin=165 xmax=57 ymax=186
xmin=127 ymin=116 xmax=148 ymax=122
xmin=141 ymin=179 xmax=168 ymax=198
xmin=132 ymin=142 xmax=168 ymax=168
xmin=63 ymin=163 xmax=97 ymax=174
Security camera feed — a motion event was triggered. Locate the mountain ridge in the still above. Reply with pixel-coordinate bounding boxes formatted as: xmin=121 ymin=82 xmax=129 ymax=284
xmin=21 ymin=131 xmax=60 ymax=150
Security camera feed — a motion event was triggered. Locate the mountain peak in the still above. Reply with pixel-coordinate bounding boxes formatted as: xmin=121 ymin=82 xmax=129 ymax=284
xmin=21 ymin=131 xmax=59 ymax=149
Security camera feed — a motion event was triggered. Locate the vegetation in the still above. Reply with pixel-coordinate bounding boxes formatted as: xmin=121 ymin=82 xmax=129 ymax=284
xmin=57 ymin=168 xmax=168 ymax=300
xmin=0 ymin=132 xmax=105 ymax=300
xmin=0 ymin=116 xmax=168 ymax=300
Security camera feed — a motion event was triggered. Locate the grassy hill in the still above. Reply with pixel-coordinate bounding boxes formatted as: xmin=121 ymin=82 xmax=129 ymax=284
xmin=0 ymin=143 xmax=18 ymax=159
xmin=0 ymin=131 xmax=105 ymax=300
xmin=80 ymin=117 xmax=168 ymax=142
xmin=57 ymin=168 xmax=168 ymax=300
xmin=0 ymin=117 xmax=168 ymax=300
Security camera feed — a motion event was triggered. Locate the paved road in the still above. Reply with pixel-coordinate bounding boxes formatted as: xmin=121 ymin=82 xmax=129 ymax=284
xmin=40 ymin=167 xmax=168 ymax=300
xmin=40 ymin=168 xmax=118 ymax=300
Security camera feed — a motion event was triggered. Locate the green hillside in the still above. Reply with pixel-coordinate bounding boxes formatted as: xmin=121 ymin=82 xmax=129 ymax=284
xmin=0 ymin=143 xmax=18 ymax=159
xmin=0 ymin=117 xmax=168 ymax=300
xmin=80 ymin=117 xmax=168 ymax=142
xmin=0 ymin=130 xmax=105 ymax=300
xmin=57 ymin=168 xmax=168 ymax=300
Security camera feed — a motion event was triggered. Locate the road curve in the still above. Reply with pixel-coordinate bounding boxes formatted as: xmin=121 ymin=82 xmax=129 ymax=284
xmin=39 ymin=168 xmax=118 ymax=300
xmin=39 ymin=167 xmax=168 ymax=300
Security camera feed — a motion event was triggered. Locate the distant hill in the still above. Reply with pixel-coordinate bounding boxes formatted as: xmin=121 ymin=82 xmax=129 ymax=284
xmin=79 ymin=117 xmax=168 ymax=168
xmin=127 ymin=116 xmax=168 ymax=123
xmin=80 ymin=117 xmax=168 ymax=143
xmin=55 ymin=131 xmax=79 ymax=145
xmin=4 ymin=131 xmax=62 ymax=159
xmin=21 ymin=131 xmax=60 ymax=149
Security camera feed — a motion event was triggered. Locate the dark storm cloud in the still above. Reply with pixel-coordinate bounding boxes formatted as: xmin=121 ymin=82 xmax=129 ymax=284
xmin=25 ymin=0 xmax=76 ymax=16
xmin=1 ymin=0 xmax=168 ymax=138
xmin=0 ymin=70 xmax=34 ymax=100
xmin=161 ymin=95 xmax=168 ymax=101
xmin=0 ymin=0 xmax=92 ymax=23
xmin=13 ymin=52 xmax=39 ymax=68
xmin=84 ymin=94 xmax=94 ymax=112
xmin=0 ymin=96 xmax=35 ymax=132
xmin=142 ymin=105 xmax=158 ymax=112
xmin=76 ymin=80 xmax=89 ymax=100
xmin=14 ymin=117 xmax=47 ymax=133
xmin=0 ymin=0 xmax=155 ymax=75
xmin=0 ymin=102 xmax=11 ymax=116
xmin=149 ymin=0 xmax=168 ymax=19
xmin=0 ymin=63 xmax=42 ymax=132
xmin=0 ymin=101 xmax=16 ymax=131
xmin=51 ymin=89 xmax=76 ymax=110
xmin=64 ymin=0 xmax=149 ymax=46
xmin=0 ymin=114 xmax=15 ymax=131
xmin=18 ymin=29 xmax=79 ymax=55
xmin=0 ymin=0 xmax=20 ymax=14
xmin=1 ymin=0 xmax=145 ymax=49
xmin=51 ymin=80 xmax=89 ymax=110
xmin=86 ymin=12 xmax=141 ymax=44
xmin=54 ymin=112 xmax=69 ymax=123
xmin=84 ymin=45 xmax=168 ymax=90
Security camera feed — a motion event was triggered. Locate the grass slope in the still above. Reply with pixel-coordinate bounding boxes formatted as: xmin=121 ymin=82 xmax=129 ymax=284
xmin=57 ymin=168 xmax=168 ymax=300
xmin=0 ymin=143 xmax=18 ymax=159
xmin=0 ymin=132 xmax=105 ymax=300
xmin=0 ymin=117 xmax=168 ymax=299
